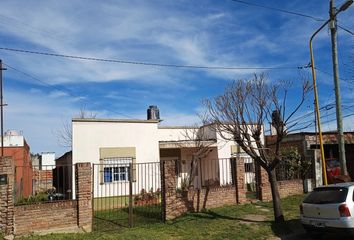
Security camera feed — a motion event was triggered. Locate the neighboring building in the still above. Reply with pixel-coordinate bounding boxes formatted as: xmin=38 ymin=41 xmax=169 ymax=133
xmin=72 ymin=107 xmax=260 ymax=198
xmin=1 ymin=130 xmax=33 ymax=198
xmin=31 ymin=152 xmax=56 ymax=194
xmin=30 ymin=153 xmax=40 ymax=169
xmin=54 ymin=151 xmax=73 ymax=199
xmin=265 ymin=131 xmax=354 ymax=186
xmin=40 ymin=152 xmax=55 ymax=166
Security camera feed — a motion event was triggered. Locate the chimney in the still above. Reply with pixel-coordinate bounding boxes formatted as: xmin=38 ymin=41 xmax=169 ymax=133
xmin=147 ymin=105 xmax=160 ymax=120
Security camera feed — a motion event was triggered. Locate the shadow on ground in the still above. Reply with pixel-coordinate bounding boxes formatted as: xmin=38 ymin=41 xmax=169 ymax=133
xmin=177 ymin=210 xmax=343 ymax=240
xmin=181 ymin=210 xmax=273 ymax=224
xmin=271 ymin=219 xmax=344 ymax=240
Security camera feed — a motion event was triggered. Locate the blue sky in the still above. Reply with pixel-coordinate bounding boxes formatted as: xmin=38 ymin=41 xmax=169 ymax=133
xmin=0 ymin=0 xmax=353 ymax=156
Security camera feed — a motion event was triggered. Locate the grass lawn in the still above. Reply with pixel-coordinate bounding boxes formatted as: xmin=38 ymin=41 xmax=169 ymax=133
xmin=93 ymin=196 xmax=129 ymax=211
xmin=20 ymin=194 xmax=306 ymax=240
xmin=94 ymin=204 xmax=162 ymax=229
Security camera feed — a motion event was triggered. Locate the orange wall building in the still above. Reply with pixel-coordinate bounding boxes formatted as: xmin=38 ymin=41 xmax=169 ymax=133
xmin=2 ymin=130 xmax=33 ymax=198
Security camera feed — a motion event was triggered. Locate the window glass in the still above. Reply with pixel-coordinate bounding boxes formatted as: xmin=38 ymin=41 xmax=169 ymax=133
xmin=303 ymin=187 xmax=348 ymax=204
xmin=104 ymin=167 xmax=112 ymax=182
xmin=112 ymin=166 xmax=130 ymax=181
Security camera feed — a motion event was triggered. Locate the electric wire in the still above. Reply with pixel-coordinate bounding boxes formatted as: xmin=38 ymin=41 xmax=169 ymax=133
xmin=229 ymin=0 xmax=325 ymax=21
xmin=338 ymin=25 xmax=354 ymax=36
xmin=0 ymin=47 xmax=306 ymax=71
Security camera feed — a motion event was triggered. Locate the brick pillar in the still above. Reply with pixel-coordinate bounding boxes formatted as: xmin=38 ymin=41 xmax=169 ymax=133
xmin=75 ymin=163 xmax=92 ymax=232
xmin=259 ymin=166 xmax=272 ymax=201
xmin=161 ymin=160 xmax=188 ymax=220
xmin=235 ymin=157 xmax=246 ymax=203
xmin=0 ymin=157 xmax=14 ymax=236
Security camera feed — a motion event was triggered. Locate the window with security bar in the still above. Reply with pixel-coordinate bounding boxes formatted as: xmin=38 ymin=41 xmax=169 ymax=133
xmin=102 ymin=157 xmax=132 ymax=183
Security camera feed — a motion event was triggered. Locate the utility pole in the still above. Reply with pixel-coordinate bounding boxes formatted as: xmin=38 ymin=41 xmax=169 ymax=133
xmin=0 ymin=59 xmax=6 ymax=157
xmin=329 ymin=0 xmax=347 ymax=175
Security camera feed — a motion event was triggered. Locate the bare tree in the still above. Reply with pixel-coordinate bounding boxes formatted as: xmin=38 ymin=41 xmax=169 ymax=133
xmin=204 ymin=73 xmax=310 ymax=222
xmin=56 ymin=106 xmax=97 ymax=149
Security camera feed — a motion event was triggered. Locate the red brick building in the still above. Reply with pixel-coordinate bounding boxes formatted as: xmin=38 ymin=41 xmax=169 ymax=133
xmin=2 ymin=130 xmax=33 ymax=198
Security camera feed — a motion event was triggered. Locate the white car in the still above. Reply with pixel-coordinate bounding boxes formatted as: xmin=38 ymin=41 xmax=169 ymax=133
xmin=300 ymin=182 xmax=354 ymax=235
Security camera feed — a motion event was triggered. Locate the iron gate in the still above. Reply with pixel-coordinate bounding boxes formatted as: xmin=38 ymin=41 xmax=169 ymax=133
xmin=92 ymin=161 xmax=162 ymax=230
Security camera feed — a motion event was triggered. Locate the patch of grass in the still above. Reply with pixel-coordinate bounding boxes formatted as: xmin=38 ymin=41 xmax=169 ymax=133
xmin=93 ymin=196 xmax=129 ymax=210
xmin=94 ymin=204 xmax=162 ymax=231
xmin=20 ymin=194 xmax=306 ymax=240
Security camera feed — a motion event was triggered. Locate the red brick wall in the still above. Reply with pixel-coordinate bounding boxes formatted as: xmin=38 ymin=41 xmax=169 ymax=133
xmin=1 ymin=161 xmax=93 ymax=237
xmin=0 ymin=157 xmax=14 ymax=235
xmin=277 ymin=179 xmax=303 ymax=198
xmin=4 ymin=144 xmax=33 ymax=198
xmin=259 ymin=167 xmax=272 ymax=201
xmin=14 ymin=201 xmax=77 ymax=235
xmin=75 ymin=163 xmax=92 ymax=232
xmin=188 ymin=187 xmax=236 ymax=211
xmin=235 ymin=157 xmax=247 ymax=203
xmin=162 ymin=158 xmax=246 ymax=220
xmin=259 ymin=167 xmax=303 ymax=201
xmin=161 ymin=160 xmax=189 ymax=220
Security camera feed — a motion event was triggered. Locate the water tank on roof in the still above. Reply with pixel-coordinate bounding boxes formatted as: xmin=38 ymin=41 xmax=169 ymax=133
xmin=5 ymin=130 xmax=20 ymax=136
xmin=147 ymin=105 xmax=160 ymax=120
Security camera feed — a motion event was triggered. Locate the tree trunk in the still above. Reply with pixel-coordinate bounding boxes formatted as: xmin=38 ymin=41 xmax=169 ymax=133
xmin=268 ymin=169 xmax=284 ymax=223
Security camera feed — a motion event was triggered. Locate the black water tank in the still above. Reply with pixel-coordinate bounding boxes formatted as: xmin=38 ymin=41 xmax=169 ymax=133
xmin=147 ymin=105 xmax=160 ymax=120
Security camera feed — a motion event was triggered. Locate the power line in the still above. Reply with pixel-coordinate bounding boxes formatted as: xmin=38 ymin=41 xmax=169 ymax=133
xmin=286 ymin=102 xmax=354 ymax=130
xmin=338 ymin=25 xmax=354 ymax=36
xmin=229 ymin=0 xmax=324 ymax=22
xmin=4 ymin=63 xmax=134 ymax=119
xmin=315 ymin=67 xmax=352 ymax=81
xmin=0 ymin=47 xmax=306 ymax=71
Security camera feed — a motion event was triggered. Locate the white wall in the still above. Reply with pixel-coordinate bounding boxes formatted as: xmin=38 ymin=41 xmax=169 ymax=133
xmin=157 ymin=127 xmax=198 ymax=142
xmin=216 ymin=125 xmax=265 ymax=159
xmin=73 ymin=120 xmax=160 ymax=165
xmin=41 ymin=152 xmax=55 ymax=166
xmin=72 ymin=119 xmax=161 ymax=198
xmin=1 ymin=135 xmax=24 ymax=147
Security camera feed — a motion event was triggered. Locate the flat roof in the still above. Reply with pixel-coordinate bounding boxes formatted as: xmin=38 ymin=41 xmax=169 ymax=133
xmin=158 ymin=126 xmax=198 ymax=129
xmin=72 ymin=118 xmax=160 ymax=124
xmin=159 ymin=140 xmax=217 ymax=149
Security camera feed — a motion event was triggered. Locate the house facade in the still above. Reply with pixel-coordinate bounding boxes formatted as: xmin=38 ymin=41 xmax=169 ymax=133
xmin=72 ymin=118 xmax=160 ymax=197
xmin=72 ymin=114 xmax=260 ymax=198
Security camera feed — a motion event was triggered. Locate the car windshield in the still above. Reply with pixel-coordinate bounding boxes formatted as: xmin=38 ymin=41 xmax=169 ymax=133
xmin=303 ymin=187 xmax=348 ymax=204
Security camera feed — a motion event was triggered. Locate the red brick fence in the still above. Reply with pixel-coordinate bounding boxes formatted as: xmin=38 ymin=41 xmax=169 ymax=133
xmin=0 ymin=157 xmax=92 ymax=237
xmin=161 ymin=158 xmax=248 ymax=220
xmin=161 ymin=158 xmax=306 ymax=220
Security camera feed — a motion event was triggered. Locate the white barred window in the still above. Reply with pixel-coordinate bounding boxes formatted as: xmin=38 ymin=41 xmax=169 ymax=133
xmin=103 ymin=157 xmax=132 ymax=183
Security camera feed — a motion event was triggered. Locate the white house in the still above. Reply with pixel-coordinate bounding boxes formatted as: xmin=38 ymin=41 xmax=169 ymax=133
xmin=72 ymin=107 xmax=262 ymax=198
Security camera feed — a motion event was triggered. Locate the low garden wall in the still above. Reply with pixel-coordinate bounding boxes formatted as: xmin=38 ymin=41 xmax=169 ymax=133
xmin=259 ymin=167 xmax=304 ymax=201
xmin=161 ymin=159 xmax=246 ymax=220
xmin=278 ymin=179 xmax=304 ymax=198
xmin=188 ymin=186 xmax=238 ymax=211
xmin=14 ymin=201 xmax=78 ymax=235
xmin=0 ymin=159 xmax=92 ymax=237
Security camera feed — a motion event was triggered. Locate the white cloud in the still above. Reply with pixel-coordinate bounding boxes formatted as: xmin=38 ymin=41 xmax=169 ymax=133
xmin=49 ymin=90 xmax=68 ymax=98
